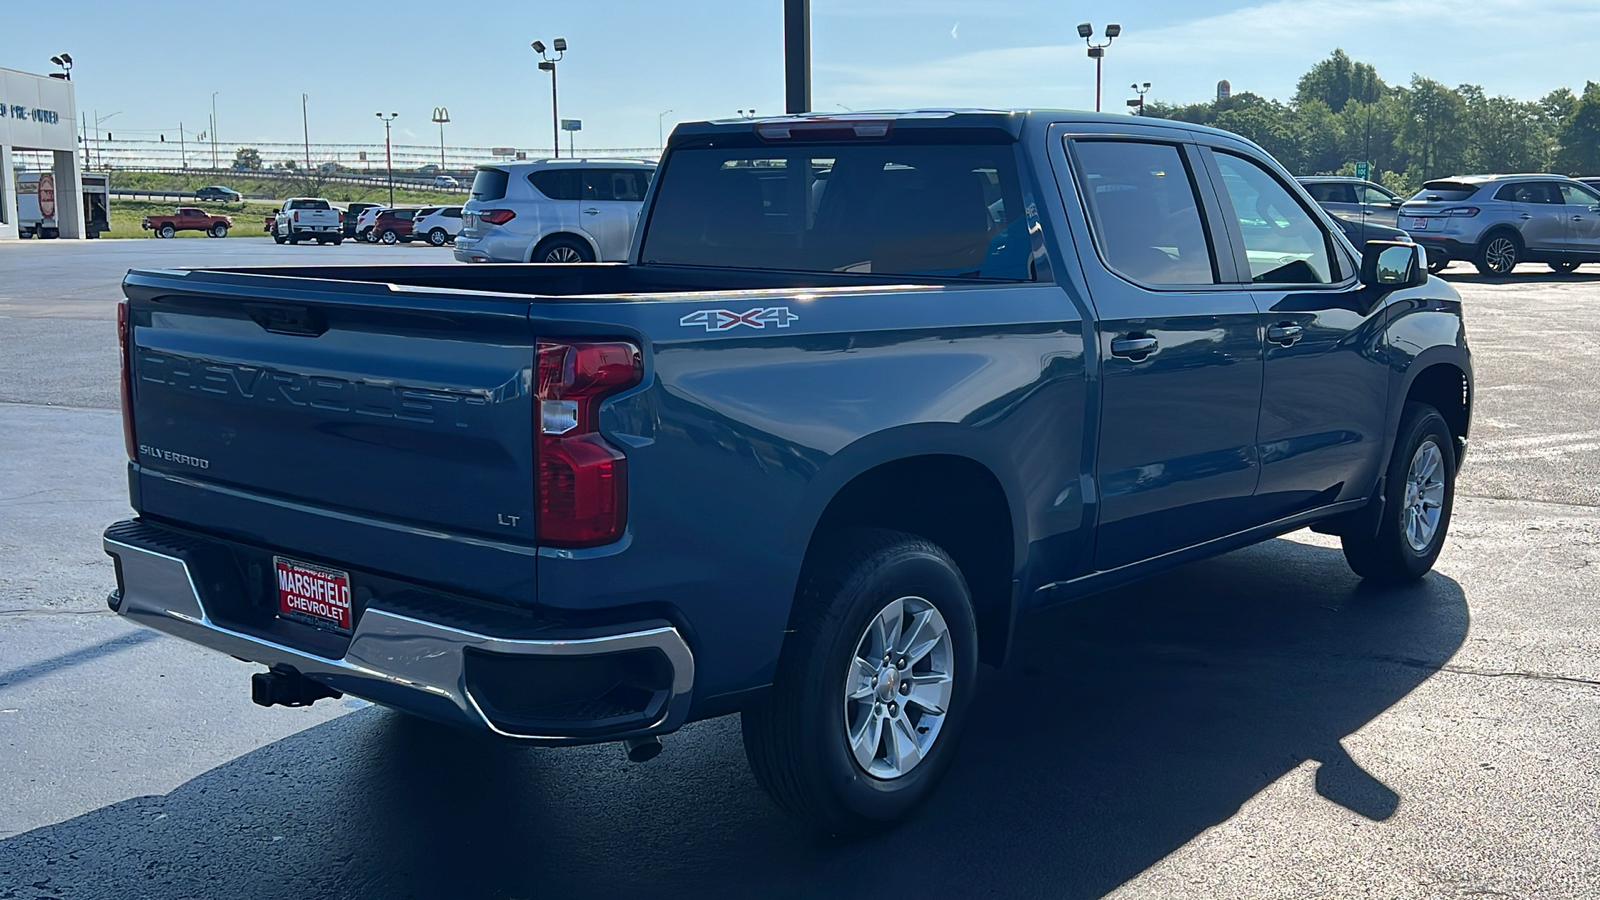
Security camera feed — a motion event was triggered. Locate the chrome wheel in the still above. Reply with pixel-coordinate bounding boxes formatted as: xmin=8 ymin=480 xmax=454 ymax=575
xmin=1484 ymin=237 xmax=1517 ymax=274
xmin=1403 ymin=439 xmax=1446 ymax=553
xmin=843 ymin=595 xmax=954 ymax=780
xmin=545 ymin=245 xmax=583 ymax=262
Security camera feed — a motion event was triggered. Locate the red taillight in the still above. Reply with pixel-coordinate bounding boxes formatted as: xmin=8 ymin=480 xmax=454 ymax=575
xmin=1443 ymin=206 xmax=1480 ymax=217
xmin=535 ymin=341 xmax=642 ymax=547
xmin=478 ymin=209 xmax=516 ymax=225
xmin=118 ymin=300 xmax=137 ymax=462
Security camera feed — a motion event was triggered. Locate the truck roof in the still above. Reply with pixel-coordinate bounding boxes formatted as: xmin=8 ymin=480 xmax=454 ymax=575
xmin=672 ymin=109 xmax=1251 ymax=144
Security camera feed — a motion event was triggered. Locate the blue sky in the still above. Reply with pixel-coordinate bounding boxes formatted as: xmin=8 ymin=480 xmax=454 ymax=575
xmin=3 ymin=0 xmax=1597 ymax=152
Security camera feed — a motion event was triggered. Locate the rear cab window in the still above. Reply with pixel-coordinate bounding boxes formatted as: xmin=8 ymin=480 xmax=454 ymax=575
xmin=287 ymin=199 xmax=330 ymax=210
xmin=471 ymin=168 xmax=510 ymax=202
xmin=1069 ymin=139 xmax=1219 ymax=286
xmin=641 ymin=142 xmax=1031 ymax=280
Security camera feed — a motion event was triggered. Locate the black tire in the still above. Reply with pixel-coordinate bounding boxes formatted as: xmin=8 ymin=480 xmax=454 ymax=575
xmin=359 ymin=228 xmax=373 ymax=242
xmin=332 ymin=238 xmax=343 ymax=246
xmin=1427 ymin=257 xmax=1448 ymax=275
xmin=741 ymin=529 xmax=979 ymax=834
xmin=380 ymin=229 xmax=398 ymax=245
xmin=158 ymin=224 xmax=176 ymax=239
xmin=1341 ymin=402 xmax=1456 ymax=585
xmin=288 ymin=235 xmax=301 ymax=245
xmin=533 ymin=236 xmax=594 ymax=263
xmin=428 ymin=228 xmax=448 ymax=247
xmin=1550 ymin=260 xmax=1581 ymax=274
xmin=273 ymin=234 xmax=286 ymax=245
xmin=1474 ymin=231 xmax=1521 ymax=277
xmin=210 ymin=224 xmax=228 ymax=239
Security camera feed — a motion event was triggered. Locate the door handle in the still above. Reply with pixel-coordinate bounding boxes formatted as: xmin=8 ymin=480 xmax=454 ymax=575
xmin=1110 ymin=335 xmax=1159 ymax=358
xmin=1267 ymin=323 xmax=1304 ymax=346
xmin=583 ymin=208 xmax=600 ymax=216
xmin=1519 ymin=213 xmax=1533 ymax=219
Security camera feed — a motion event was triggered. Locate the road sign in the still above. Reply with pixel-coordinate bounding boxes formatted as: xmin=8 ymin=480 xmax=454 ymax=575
xmin=359 ymin=151 xmax=367 ymax=162
xmin=492 ymin=147 xmax=515 ymax=157
xmin=1355 ymin=161 xmax=1370 ymax=180
xmin=37 ymin=173 xmax=56 ymax=220
xmin=561 ymin=119 xmax=582 ymax=132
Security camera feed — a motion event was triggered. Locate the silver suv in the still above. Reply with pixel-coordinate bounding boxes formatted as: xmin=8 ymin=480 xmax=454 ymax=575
xmin=454 ymin=159 xmax=656 ymax=263
xmin=1400 ymin=174 xmax=1600 ymax=276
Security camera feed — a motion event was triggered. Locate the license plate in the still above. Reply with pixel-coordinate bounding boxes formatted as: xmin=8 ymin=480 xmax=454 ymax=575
xmin=275 ymin=557 xmax=353 ymax=633
xmin=1408 ymin=217 xmax=1433 ymax=231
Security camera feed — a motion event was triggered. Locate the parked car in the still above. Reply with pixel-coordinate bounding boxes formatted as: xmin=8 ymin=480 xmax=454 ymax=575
xmin=341 ymin=202 xmax=386 ymax=239
xmin=1331 ymin=214 xmax=1412 ymax=257
xmin=195 ymin=185 xmax=242 ymax=203
xmin=141 ymin=207 xmax=232 ymax=239
xmin=1297 ymin=176 xmax=1404 ymax=244
xmin=433 ymin=174 xmax=460 ymax=188
xmin=1580 ymin=177 xmax=1600 ymax=192
xmin=455 ymin=158 xmax=656 ymax=263
xmin=272 ymin=198 xmax=344 ymax=245
xmin=371 ymin=208 xmax=420 ymax=244
xmin=354 ymin=206 xmax=387 ymax=242
xmin=1400 ymin=174 xmax=1600 ymax=276
xmin=414 ymin=206 xmax=464 ymax=246
xmin=107 ymin=110 xmax=1470 ymax=834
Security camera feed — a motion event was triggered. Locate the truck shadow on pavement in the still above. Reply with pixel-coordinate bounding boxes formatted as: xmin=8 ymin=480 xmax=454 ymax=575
xmin=0 ymin=536 xmax=1467 ymax=900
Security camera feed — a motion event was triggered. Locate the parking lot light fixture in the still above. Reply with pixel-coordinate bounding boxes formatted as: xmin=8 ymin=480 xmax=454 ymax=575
xmin=1079 ymin=24 xmax=1121 ymax=112
xmin=531 ymin=38 xmax=568 ymax=158
xmin=1129 ymin=82 xmax=1151 ymax=116
xmin=658 ymin=109 xmax=674 ymax=150
xmin=50 ymin=54 xmax=72 ymax=80
xmin=376 ymin=112 xmax=399 ymax=207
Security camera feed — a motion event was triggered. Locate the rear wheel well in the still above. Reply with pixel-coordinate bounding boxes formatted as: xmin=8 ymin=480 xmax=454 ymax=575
xmin=801 ymin=456 xmax=1014 ymax=665
xmin=1405 ymin=364 xmax=1470 ymax=451
xmin=531 ymin=232 xmax=597 ymax=262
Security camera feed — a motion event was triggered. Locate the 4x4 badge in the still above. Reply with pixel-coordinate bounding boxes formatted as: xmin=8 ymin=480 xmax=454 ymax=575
xmin=680 ymin=307 xmax=799 ymax=331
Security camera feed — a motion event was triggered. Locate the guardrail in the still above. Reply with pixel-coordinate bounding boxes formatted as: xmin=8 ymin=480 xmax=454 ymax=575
xmin=110 ymin=189 xmax=274 ymax=202
xmin=104 ymin=167 xmax=474 ymax=195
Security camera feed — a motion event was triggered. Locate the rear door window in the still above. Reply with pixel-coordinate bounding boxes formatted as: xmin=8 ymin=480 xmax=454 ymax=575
xmin=1495 ymin=182 xmax=1562 ymax=204
xmin=470 ymin=168 xmax=510 ymax=202
xmin=1304 ymin=183 xmax=1356 ymax=204
xmin=529 ymin=169 xmax=583 ymax=201
xmin=1071 ymin=139 xmax=1219 ymax=286
xmin=584 ymin=169 xmax=652 ymax=202
xmin=1212 ymin=151 xmax=1337 ymax=285
xmin=1358 ymin=185 xmax=1398 ymax=205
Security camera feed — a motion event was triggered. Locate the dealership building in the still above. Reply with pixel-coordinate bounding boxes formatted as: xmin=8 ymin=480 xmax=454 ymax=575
xmin=1 ymin=65 xmax=85 ymax=240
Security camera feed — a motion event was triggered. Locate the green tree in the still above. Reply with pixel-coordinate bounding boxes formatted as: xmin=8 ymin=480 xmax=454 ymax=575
xmin=1554 ymin=82 xmax=1600 ymax=175
xmin=1402 ymin=77 xmax=1470 ymax=177
xmin=1540 ymin=88 xmax=1578 ymax=127
xmin=1296 ymin=99 xmax=1346 ymax=174
xmin=1295 ymin=49 xmax=1386 ymax=113
xmin=1466 ymin=94 xmax=1553 ymax=173
xmin=1213 ymin=102 xmax=1301 ymax=165
xmin=233 ymin=147 xmax=262 ymax=171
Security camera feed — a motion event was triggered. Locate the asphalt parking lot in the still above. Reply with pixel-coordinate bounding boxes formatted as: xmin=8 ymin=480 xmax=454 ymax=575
xmin=1 ymin=241 xmax=1597 ymax=899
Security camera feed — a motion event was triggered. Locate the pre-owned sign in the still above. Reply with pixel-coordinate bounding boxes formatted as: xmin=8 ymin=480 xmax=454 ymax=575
xmin=0 ymin=103 xmax=61 ymax=124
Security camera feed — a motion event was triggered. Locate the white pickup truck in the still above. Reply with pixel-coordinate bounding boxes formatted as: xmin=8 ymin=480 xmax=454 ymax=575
xmin=272 ymin=198 xmax=343 ymax=245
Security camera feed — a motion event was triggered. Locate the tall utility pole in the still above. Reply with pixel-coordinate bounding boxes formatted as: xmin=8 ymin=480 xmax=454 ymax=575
xmin=784 ymin=0 xmax=811 ymax=114
xmin=432 ymin=107 xmax=451 ymax=170
xmin=1077 ymin=23 xmax=1121 ymax=112
xmin=211 ymin=92 xmax=219 ymax=169
xmin=302 ymin=94 xmax=311 ymax=170
xmin=376 ymin=112 xmax=398 ymax=207
xmin=658 ymin=110 xmax=674 ymax=150
xmin=179 ymin=122 xmax=186 ymax=168
xmin=531 ymin=38 xmax=567 ymax=157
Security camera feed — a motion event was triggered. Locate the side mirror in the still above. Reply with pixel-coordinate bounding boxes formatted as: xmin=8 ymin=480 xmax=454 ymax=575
xmin=1389 ymin=198 xmax=1403 ymax=208
xmin=1362 ymin=241 xmax=1428 ymax=290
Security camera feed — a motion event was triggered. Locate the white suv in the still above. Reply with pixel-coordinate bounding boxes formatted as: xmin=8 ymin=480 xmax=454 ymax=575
xmin=415 ymin=206 xmax=464 ymax=246
xmin=454 ymin=159 xmax=656 ymax=263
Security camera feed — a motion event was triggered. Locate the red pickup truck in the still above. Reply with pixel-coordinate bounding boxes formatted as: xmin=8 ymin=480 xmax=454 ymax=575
xmin=142 ymin=207 xmax=232 ymax=239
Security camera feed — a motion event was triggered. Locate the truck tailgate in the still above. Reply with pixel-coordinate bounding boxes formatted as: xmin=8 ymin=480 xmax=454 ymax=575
xmin=124 ymin=270 xmax=539 ymax=547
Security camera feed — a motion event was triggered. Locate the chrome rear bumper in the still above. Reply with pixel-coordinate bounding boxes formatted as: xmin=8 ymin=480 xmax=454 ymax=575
xmin=103 ymin=521 xmax=694 ymax=743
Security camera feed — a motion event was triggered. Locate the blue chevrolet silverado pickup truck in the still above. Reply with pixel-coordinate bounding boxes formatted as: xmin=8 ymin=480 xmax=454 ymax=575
xmin=104 ymin=110 xmax=1470 ymax=832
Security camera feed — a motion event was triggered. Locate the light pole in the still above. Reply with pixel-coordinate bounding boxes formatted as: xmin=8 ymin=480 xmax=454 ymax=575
xmin=94 ymin=111 xmax=121 ymax=169
xmin=738 ymin=109 xmax=758 ymax=119
xmin=49 ymin=53 xmax=72 ymax=80
xmin=376 ymin=112 xmax=398 ymax=207
xmin=1077 ymin=22 xmax=1121 ymax=112
xmin=658 ymin=109 xmax=674 ymax=150
xmin=531 ymin=38 xmax=567 ymax=158
xmin=432 ymin=107 xmax=451 ymax=171
xmin=1128 ymin=82 xmax=1151 ymax=116
xmin=302 ymin=94 xmax=311 ymax=170
xmin=211 ymin=92 xmax=219 ymax=169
